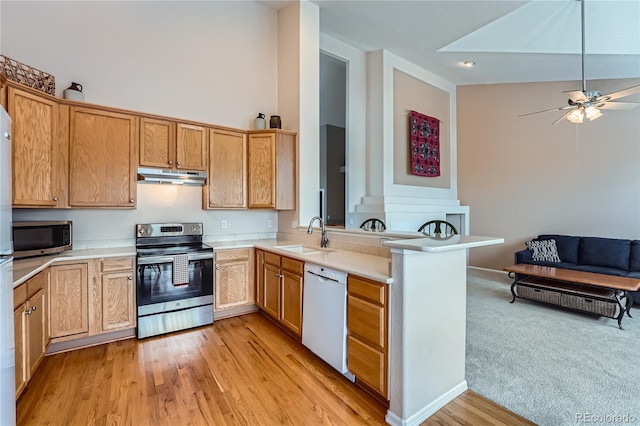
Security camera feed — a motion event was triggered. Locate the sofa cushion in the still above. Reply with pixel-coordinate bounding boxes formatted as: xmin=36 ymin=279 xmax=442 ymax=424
xmin=571 ymin=264 xmax=628 ymax=277
xmin=538 ymin=234 xmax=581 ymax=264
xmin=578 ymin=237 xmax=631 ymax=270
xmin=525 ymin=239 xmax=561 ymax=262
xmin=629 ymin=241 xmax=640 ymax=272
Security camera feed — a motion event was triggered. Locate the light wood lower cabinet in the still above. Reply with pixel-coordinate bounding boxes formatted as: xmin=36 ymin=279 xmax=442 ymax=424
xmin=49 ymin=263 xmax=89 ymax=339
xmin=14 ymin=271 xmax=48 ymax=398
xmin=255 ymin=249 xmax=265 ymax=309
xmin=347 ymin=274 xmax=389 ymax=400
xmin=100 ymin=257 xmax=136 ymax=332
xmin=214 ymin=249 xmax=254 ymax=312
xmin=258 ymin=251 xmax=303 ymax=339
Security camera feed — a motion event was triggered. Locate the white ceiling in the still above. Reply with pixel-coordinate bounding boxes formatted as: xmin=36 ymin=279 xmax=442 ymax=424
xmin=263 ymin=0 xmax=640 ymax=86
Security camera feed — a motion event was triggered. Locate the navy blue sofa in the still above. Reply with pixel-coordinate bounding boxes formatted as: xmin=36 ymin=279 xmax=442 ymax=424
xmin=515 ymin=234 xmax=640 ymax=303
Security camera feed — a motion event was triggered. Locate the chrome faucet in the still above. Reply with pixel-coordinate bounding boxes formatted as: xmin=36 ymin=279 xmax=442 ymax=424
xmin=307 ymin=216 xmax=328 ymax=248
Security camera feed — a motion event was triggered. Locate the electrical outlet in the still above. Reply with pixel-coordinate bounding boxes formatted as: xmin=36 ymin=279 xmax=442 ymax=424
xmin=268 ymin=219 xmax=273 ymax=228
xmin=221 ymin=220 xmax=227 ymax=229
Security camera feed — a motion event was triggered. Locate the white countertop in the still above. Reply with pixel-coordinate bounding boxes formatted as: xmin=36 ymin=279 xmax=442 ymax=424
xmin=13 ymin=247 xmax=137 ymax=288
xmin=383 ymin=235 xmax=504 ymax=252
xmin=12 ymin=240 xmax=393 ymax=288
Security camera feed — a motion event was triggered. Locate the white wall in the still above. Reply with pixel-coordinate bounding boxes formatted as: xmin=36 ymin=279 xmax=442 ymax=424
xmin=2 ymin=1 xmax=280 ymax=245
xmin=458 ymin=78 xmax=640 ymax=270
xmin=1 ymin=1 xmax=278 ymax=129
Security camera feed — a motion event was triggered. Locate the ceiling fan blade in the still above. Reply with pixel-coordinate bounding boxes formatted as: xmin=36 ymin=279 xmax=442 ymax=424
xmin=598 ymin=101 xmax=640 ymax=111
xmin=552 ymin=110 xmax=575 ymax=126
xmin=600 ymin=84 xmax=640 ymax=101
xmin=519 ymin=105 xmax=573 ymax=117
xmin=563 ymin=90 xmax=588 ymax=103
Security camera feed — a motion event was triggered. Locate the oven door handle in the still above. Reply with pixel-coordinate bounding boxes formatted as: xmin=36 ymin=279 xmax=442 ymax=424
xmin=137 ymin=253 xmax=213 ymax=265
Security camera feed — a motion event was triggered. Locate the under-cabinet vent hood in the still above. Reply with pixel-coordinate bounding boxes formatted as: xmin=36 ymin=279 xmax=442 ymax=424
xmin=137 ymin=167 xmax=207 ymax=186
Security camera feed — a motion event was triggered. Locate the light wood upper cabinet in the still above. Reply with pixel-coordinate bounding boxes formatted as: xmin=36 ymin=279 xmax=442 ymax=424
xmin=8 ymin=87 xmax=63 ymax=207
xmin=69 ymin=107 xmax=138 ymax=208
xmin=214 ymin=249 xmax=254 ymax=312
xmin=205 ymin=129 xmax=247 ymax=209
xmin=49 ymin=263 xmax=89 ymax=339
xmin=176 ymin=123 xmax=208 ymax=171
xmin=139 ymin=117 xmax=175 ymax=168
xmin=248 ymin=131 xmax=296 ymax=210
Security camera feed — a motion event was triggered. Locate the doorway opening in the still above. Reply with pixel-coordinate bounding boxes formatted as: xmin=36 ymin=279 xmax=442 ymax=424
xmin=319 ymin=52 xmax=347 ymax=227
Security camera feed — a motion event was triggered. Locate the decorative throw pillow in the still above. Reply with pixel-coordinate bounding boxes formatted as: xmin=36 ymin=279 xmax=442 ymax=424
xmin=525 ymin=239 xmax=561 ymax=262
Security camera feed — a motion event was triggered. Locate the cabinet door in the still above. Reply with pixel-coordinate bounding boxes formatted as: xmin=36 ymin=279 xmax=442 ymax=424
xmin=207 ymin=129 xmax=247 ymax=208
xmin=255 ymin=250 xmax=265 ymax=309
xmin=248 ymin=133 xmax=276 ymax=208
xmin=140 ymin=117 xmax=175 ymax=168
xmin=14 ymin=306 xmax=26 ymax=397
xmin=8 ymin=87 xmax=59 ymax=207
xmin=280 ymin=270 xmax=303 ymax=338
xmin=26 ymin=288 xmax=46 ymax=378
xmin=263 ymin=263 xmax=280 ymax=320
xmin=275 ymin=132 xmax=296 ymax=210
xmin=215 ymin=260 xmax=250 ymax=311
xmin=347 ymin=335 xmax=386 ymax=396
xmin=176 ymin=123 xmax=207 ymax=171
xmin=69 ymin=107 xmax=137 ymax=207
xmin=102 ymin=271 xmax=135 ymax=331
xmin=49 ymin=263 xmax=89 ymax=338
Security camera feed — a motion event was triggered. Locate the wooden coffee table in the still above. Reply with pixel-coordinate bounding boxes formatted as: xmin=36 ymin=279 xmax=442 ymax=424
xmin=504 ymin=264 xmax=640 ymax=329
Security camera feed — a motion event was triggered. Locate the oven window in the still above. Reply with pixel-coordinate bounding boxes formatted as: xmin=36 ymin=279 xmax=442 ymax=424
xmin=137 ymin=258 xmax=213 ymax=306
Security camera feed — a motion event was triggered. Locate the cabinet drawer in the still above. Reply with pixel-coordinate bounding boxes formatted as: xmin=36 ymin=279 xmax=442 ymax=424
xmin=347 ymin=335 xmax=386 ymax=397
xmin=281 ymin=256 xmax=303 ymax=275
xmin=215 ymin=248 xmax=250 ymax=262
xmin=14 ymin=284 xmax=27 ymax=310
xmin=348 ymin=275 xmax=385 ymax=305
xmin=26 ymin=272 xmax=46 ymax=299
xmin=347 ymin=295 xmax=385 ymax=349
xmin=101 ymin=257 xmax=134 ymax=273
xmin=264 ymin=251 xmax=281 ymax=267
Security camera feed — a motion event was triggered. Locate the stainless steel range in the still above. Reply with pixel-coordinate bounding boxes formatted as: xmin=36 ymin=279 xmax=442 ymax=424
xmin=135 ymin=223 xmax=214 ymax=339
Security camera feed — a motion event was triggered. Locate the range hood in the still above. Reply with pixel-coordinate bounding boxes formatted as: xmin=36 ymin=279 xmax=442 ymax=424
xmin=137 ymin=167 xmax=207 ymax=186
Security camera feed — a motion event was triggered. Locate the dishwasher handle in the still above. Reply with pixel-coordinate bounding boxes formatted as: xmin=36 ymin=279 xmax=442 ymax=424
xmin=305 ymin=269 xmax=343 ymax=284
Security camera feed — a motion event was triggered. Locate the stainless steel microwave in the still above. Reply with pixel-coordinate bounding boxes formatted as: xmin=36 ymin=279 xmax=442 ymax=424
xmin=12 ymin=221 xmax=72 ymax=259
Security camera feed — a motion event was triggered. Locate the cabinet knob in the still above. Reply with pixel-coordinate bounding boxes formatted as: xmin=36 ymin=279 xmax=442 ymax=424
xmin=129 ymin=199 xmax=134 ymax=203
xmin=177 ymin=161 xmax=181 ymax=166
xmin=168 ymin=160 xmax=173 ymax=165
xmin=53 ymin=197 xmax=58 ymax=202
xmin=216 ymin=266 xmax=220 ymax=270
xmin=31 ymin=306 xmax=37 ymax=312
xmin=128 ymin=276 xmax=132 ymax=281
xmin=25 ymin=308 xmax=32 ymax=316
xmin=3 ymin=132 xmax=10 ymax=140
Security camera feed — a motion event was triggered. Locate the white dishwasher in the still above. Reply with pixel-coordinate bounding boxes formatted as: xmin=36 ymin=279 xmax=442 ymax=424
xmin=302 ymin=263 xmax=354 ymax=381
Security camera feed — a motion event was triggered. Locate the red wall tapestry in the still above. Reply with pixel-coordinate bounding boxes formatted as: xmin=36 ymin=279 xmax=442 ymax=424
xmin=409 ymin=110 xmax=440 ymax=177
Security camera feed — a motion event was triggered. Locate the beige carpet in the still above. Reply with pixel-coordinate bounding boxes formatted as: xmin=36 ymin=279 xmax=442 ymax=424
xmin=465 ymin=268 xmax=640 ymax=426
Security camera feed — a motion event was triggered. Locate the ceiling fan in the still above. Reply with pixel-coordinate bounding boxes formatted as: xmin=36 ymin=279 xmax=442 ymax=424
xmin=520 ymin=0 xmax=640 ymax=124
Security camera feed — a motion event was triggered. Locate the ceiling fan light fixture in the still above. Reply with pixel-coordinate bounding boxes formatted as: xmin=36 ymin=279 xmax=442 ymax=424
xmin=462 ymin=61 xmax=475 ymax=68
xmin=585 ymin=106 xmax=603 ymax=121
xmin=567 ymin=108 xmax=584 ymax=124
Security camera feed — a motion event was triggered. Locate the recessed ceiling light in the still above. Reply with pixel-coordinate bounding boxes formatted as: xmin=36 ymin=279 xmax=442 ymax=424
xmin=462 ymin=61 xmax=475 ymax=68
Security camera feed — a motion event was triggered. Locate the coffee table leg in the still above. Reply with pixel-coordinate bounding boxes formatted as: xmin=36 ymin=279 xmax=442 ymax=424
xmin=615 ymin=292 xmax=625 ymax=330
xmin=625 ymin=292 xmax=634 ymax=318
xmin=510 ymin=280 xmax=517 ymax=303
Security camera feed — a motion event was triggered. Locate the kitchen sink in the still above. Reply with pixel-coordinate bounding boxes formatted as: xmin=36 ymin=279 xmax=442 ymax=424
xmin=274 ymin=245 xmax=335 ymax=255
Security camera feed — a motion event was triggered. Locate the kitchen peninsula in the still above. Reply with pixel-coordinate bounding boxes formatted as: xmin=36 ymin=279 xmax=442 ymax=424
xmin=383 ymin=235 xmax=504 ymax=425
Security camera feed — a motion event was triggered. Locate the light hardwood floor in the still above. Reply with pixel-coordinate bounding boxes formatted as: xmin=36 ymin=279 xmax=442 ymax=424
xmin=17 ymin=313 xmax=533 ymax=425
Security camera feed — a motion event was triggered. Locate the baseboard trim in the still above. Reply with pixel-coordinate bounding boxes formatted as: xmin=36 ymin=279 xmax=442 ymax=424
xmin=385 ymin=380 xmax=468 ymax=426
xmin=215 ymin=304 xmax=258 ymax=320
xmin=468 ymin=265 xmax=508 ymax=275
xmin=47 ymin=328 xmax=135 ymax=355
